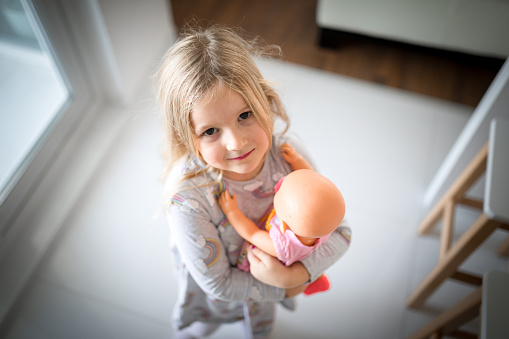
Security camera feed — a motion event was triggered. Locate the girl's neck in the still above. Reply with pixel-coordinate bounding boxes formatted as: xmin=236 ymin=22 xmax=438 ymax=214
xmin=223 ymin=170 xmax=258 ymax=181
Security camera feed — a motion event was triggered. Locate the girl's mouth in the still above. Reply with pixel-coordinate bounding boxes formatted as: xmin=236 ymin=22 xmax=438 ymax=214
xmin=229 ymin=149 xmax=254 ymax=160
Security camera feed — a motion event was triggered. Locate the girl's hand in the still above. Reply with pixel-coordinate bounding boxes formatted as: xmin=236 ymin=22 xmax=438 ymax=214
xmin=218 ymin=190 xmax=239 ymax=216
xmin=247 ymin=246 xmax=310 ymax=289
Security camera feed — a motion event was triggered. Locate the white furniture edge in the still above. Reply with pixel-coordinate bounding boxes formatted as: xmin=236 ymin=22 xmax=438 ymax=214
xmin=482 ymin=270 xmax=509 ymax=339
xmin=423 ymin=58 xmax=509 ymax=209
xmin=316 ymin=0 xmax=509 ymax=59
xmin=484 ymin=118 xmax=509 ymax=224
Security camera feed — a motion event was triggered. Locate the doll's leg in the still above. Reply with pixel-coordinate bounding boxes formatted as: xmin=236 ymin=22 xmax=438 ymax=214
xmin=303 ymin=274 xmax=330 ymax=296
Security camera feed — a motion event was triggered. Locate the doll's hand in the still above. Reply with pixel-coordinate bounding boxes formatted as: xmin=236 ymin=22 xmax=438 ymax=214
xmin=280 ymin=143 xmax=301 ymax=164
xmin=280 ymin=143 xmax=311 ymax=170
xmin=247 ymin=246 xmax=310 ymax=289
xmin=218 ymin=190 xmax=239 ymax=216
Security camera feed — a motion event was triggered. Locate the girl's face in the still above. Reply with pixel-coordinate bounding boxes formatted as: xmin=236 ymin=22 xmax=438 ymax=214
xmin=191 ymin=86 xmax=270 ymax=181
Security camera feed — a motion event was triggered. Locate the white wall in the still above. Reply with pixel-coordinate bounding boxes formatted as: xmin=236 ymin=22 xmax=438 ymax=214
xmin=98 ymin=0 xmax=175 ymax=104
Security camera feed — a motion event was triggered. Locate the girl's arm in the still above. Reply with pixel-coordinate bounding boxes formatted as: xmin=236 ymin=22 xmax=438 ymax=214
xmin=167 ymin=196 xmax=286 ymax=302
xmin=300 ymin=220 xmax=352 ymax=282
xmin=247 ymin=246 xmax=310 ymax=289
xmin=218 ymin=191 xmax=277 ymax=257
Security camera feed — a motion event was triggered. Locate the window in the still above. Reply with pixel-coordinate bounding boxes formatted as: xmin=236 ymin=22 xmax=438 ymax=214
xmin=0 ymin=0 xmax=95 ymax=239
xmin=0 ymin=0 xmax=69 ymax=202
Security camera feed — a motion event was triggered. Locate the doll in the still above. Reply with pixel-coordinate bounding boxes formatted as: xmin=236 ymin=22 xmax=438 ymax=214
xmin=219 ymin=143 xmax=346 ymax=295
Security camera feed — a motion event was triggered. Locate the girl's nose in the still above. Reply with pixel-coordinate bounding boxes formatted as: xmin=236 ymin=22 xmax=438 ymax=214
xmin=225 ymin=129 xmax=247 ymax=151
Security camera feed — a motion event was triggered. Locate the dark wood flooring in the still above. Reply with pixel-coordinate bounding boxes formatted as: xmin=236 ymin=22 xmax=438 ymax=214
xmin=170 ymin=0 xmax=504 ymax=107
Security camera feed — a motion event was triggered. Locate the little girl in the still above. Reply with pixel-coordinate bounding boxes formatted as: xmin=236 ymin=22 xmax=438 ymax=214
xmin=157 ymin=25 xmax=351 ymax=338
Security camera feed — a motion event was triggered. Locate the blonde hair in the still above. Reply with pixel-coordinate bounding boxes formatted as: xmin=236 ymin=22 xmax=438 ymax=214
xmin=157 ymin=25 xmax=290 ymax=185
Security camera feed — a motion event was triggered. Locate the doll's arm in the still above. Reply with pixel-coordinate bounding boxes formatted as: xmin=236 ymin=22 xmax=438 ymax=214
xmin=281 ymin=143 xmax=313 ymax=170
xmin=218 ymin=191 xmax=277 ymax=257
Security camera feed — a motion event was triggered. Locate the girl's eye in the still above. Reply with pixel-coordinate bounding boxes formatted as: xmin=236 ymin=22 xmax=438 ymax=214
xmin=239 ymin=111 xmax=252 ymax=121
xmin=203 ymin=128 xmax=218 ymax=136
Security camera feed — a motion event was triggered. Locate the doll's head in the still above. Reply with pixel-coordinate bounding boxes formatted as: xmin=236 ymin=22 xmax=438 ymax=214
xmin=157 ymin=25 xmax=289 ymax=176
xmin=274 ymin=169 xmax=345 ymax=239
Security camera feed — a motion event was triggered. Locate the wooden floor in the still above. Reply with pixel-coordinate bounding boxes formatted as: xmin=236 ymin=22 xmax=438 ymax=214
xmin=170 ymin=0 xmax=504 ymax=107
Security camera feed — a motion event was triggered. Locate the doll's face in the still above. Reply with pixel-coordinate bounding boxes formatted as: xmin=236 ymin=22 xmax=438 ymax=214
xmin=191 ymin=86 xmax=270 ymax=181
xmin=274 ymin=169 xmax=345 ymax=238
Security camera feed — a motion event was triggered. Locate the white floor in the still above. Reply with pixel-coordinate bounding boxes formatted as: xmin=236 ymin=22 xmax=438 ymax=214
xmin=2 ymin=57 xmax=508 ymax=339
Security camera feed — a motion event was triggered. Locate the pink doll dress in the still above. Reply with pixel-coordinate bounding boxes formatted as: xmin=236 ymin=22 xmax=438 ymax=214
xmin=236 ymin=207 xmax=329 ymax=269
xmin=267 ymin=211 xmax=330 ymax=266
